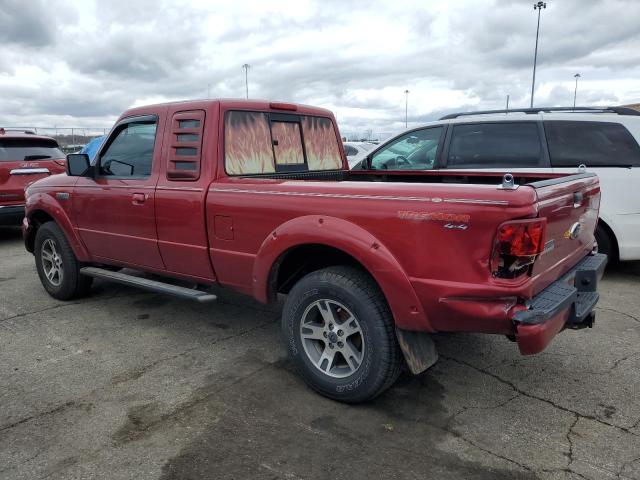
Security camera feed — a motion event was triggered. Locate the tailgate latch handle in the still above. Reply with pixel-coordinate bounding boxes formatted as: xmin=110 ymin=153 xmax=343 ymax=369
xmin=573 ymin=192 xmax=583 ymax=208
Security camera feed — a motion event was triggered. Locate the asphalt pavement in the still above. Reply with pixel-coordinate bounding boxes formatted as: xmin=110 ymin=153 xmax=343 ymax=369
xmin=1 ymin=225 xmax=639 ymax=480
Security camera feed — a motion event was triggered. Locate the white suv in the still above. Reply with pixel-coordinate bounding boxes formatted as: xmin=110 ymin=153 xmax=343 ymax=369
xmin=355 ymin=107 xmax=640 ymax=262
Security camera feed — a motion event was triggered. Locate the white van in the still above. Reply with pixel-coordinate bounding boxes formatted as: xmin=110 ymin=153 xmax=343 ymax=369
xmin=355 ymin=107 xmax=640 ymax=262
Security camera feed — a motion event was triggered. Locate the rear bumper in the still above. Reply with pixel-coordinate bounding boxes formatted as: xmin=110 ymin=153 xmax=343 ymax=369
xmin=0 ymin=205 xmax=25 ymax=225
xmin=512 ymin=253 xmax=607 ymax=355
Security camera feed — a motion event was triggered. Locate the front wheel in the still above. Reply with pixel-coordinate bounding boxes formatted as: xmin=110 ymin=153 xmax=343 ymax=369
xmin=281 ymin=266 xmax=402 ymax=403
xmin=34 ymin=222 xmax=93 ymax=300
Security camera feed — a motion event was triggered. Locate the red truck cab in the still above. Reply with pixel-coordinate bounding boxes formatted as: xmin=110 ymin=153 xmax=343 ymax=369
xmin=0 ymin=129 xmax=66 ymax=225
xmin=23 ymin=99 xmax=606 ymax=402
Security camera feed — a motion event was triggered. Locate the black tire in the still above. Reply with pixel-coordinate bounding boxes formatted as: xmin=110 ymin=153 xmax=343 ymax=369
xmin=34 ymin=222 xmax=93 ymax=300
xmin=281 ymin=266 xmax=402 ymax=403
xmin=595 ymin=224 xmax=616 ymax=264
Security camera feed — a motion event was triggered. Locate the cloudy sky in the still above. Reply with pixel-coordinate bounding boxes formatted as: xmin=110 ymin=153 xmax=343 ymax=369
xmin=1 ymin=0 xmax=639 ymax=138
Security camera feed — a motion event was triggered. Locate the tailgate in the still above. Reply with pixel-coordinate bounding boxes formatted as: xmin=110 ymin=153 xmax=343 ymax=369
xmin=0 ymin=136 xmax=66 ymax=205
xmin=0 ymin=160 xmax=57 ymax=205
xmin=530 ymin=173 xmax=600 ymax=283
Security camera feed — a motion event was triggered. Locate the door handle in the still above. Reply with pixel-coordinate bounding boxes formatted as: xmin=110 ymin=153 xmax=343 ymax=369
xmin=132 ymin=193 xmax=147 ymax=205
xmin=573 ymin=191 xmax=583 ymax=208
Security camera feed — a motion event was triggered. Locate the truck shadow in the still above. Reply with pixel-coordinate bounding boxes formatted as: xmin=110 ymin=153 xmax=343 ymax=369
xmin=604 ymin=259 xmax=640 ymax=280
xmin=0 ymin=226 xmax=22 ymax=242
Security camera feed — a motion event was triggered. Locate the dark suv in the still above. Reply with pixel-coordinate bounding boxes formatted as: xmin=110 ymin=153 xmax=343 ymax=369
xmin=0 ymin=129 xmax=66 ymax=225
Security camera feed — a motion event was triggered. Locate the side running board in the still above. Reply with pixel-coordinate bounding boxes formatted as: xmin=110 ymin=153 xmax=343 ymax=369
xmin=80 ymin=267 xmax=217 ymax=303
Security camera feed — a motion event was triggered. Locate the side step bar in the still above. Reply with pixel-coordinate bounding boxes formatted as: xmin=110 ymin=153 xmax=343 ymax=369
xmin=80 ymin=267 xmax=217 ymax=303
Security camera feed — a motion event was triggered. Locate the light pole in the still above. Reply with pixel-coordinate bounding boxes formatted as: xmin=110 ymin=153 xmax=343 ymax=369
xmin=242 ymin=64 xmax=250 ymax=99
xmin=404 ymin=89 xmax=409 ymax=128
xmin=530 ymin=1 xmax=547 ymax=108
xmin=573 ymin=73 xmax=581 ymax=109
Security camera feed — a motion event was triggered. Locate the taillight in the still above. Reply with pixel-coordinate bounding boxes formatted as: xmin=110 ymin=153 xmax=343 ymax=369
xmin=53 ymin=159 xmax=66 ymax=167
xmin=490 ymin=218 xmax=546 ymax=279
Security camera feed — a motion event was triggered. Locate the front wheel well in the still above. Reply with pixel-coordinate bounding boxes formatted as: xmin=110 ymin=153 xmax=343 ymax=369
xmin=269 ymin=244 xmax=371 ymax=299
xmin=25 ymin=210 xmax=55 ymax=252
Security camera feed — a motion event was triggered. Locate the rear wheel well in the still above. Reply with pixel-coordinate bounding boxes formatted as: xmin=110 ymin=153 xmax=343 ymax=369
xmin=596 ymin=218 xmax=619 ymax=262
xmin=270 ymin=244 xmax=370 ymax=299
xmin=25 ymin=210 xmax=55 ymax=252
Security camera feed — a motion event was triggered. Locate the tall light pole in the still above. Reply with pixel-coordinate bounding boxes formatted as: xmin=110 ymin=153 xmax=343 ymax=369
xmin=242 ymin=64 xmax=250 ymax=99
xmin=404 ymin=89 xmax=409 ymax=128
xmin=573 ymin=73 xmax=581 ymax=109
xmin=530 ymin=1 xmax=547 ymax=108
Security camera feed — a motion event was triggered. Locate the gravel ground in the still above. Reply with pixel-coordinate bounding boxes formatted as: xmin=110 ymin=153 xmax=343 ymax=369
xmin=1 ymin=225 xmax=639 ymax=480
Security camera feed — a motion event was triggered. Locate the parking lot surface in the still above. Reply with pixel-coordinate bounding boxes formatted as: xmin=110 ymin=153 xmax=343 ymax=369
xmin=1 ymin=225 xmax=639 ymax=480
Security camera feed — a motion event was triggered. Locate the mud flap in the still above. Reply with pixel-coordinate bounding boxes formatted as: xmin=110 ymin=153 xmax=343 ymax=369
xmin=395 ymin=328 xmax=438 ymax=374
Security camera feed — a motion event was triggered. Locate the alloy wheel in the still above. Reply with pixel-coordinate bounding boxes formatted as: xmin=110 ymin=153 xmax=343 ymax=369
xmin=299 ymin=299 xmax=365 ymax=378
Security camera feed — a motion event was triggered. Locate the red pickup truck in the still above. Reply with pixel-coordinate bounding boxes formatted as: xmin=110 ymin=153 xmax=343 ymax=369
xmin=23 ymin=99 xmax=606 ymax=402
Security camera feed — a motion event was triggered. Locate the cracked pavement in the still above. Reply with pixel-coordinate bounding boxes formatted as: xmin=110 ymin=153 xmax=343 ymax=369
xmin=1 ymin=226 xmax=639 ymax=480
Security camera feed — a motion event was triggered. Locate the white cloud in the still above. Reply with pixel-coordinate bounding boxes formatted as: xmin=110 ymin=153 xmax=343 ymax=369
xmin=0 ymin=0 xmax=638 ymax=138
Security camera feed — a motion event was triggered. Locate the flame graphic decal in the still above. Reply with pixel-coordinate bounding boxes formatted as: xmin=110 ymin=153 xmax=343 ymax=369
xmin=224 ymin=111 xmax=342 ymax=174
xmin=225 ymin=111 xmax=275 ymax=174
xmin=271 ymin=122 xmax=304 ymax=165
xmin=302 ymin=116 xmax=342 ymax=171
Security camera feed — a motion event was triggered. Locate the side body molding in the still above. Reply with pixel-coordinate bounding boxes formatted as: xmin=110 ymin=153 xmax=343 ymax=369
xmin=252 ymin=215 xmax=434 ymax=332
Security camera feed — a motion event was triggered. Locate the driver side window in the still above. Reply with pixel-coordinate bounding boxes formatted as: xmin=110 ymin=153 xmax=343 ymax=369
xmin=370 ymin=127 xmax=443 ymax=170
xmin=99 ymin=120 xmax=157 ymax=177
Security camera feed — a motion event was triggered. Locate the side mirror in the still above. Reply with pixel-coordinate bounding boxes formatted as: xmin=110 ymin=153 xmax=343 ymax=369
xmin=66 ymin=153 xmax=91 ymax=176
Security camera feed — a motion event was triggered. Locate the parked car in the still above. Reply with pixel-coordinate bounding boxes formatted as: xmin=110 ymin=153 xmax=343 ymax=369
xmin=80 ymin=134 xmax=107 ymax=162
xmin=353 ymin=106 xmax=640 ymax=262
xmin=343 ymin=141 xmax=375 ymax=168
xmin=0 ymin=129 xmax=66 ymax=225
xmin=23 ymin=99 xmax=605 ymax=402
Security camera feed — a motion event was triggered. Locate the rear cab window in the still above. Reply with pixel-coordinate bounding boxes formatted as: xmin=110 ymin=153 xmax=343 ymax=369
xmin=446 ymin=122 xmax=543 ymax=168
xmin=0 ymin=137 xmax=64 ymax=161
xmin=224 ymin=110 xmax=342 ymax=175
xmin=545 ymin=121 xmax=640 ymax=167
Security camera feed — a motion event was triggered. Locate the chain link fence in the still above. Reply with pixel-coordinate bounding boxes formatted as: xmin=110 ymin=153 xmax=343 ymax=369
xmin=5 ymin=127 xmax=111 ymax=152
xmin=340 ymin=131 xmax=397 ymax=143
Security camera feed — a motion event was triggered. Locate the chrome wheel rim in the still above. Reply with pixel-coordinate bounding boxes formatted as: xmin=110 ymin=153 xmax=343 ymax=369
xmin=299 ymin=299 xmax=365 ymax=379
xmin=41 ymin=238 xmax=63 ymax=287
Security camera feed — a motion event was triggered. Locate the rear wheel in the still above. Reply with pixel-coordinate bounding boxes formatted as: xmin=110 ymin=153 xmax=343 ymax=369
xmin=595 ymin=224 xmax=615 ymax=263
xmin=282 ymin=266 xmax=401 ymax=403
xmin=35 ymin=222 xmax=93 ymax=300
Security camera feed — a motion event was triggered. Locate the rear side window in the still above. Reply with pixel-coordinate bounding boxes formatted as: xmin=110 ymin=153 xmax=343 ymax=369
xmin=0 ymin=138 xmax=64 ymax=161
xmin=167 ymin=110 xmax=205 ymax=181
xmin=447 ymin=123 xmax=542 ymax=168
xmin=224 ymin=111 xmax=342 ymax=175
xmin=545 ymin=121 xmax=640 ymax=167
